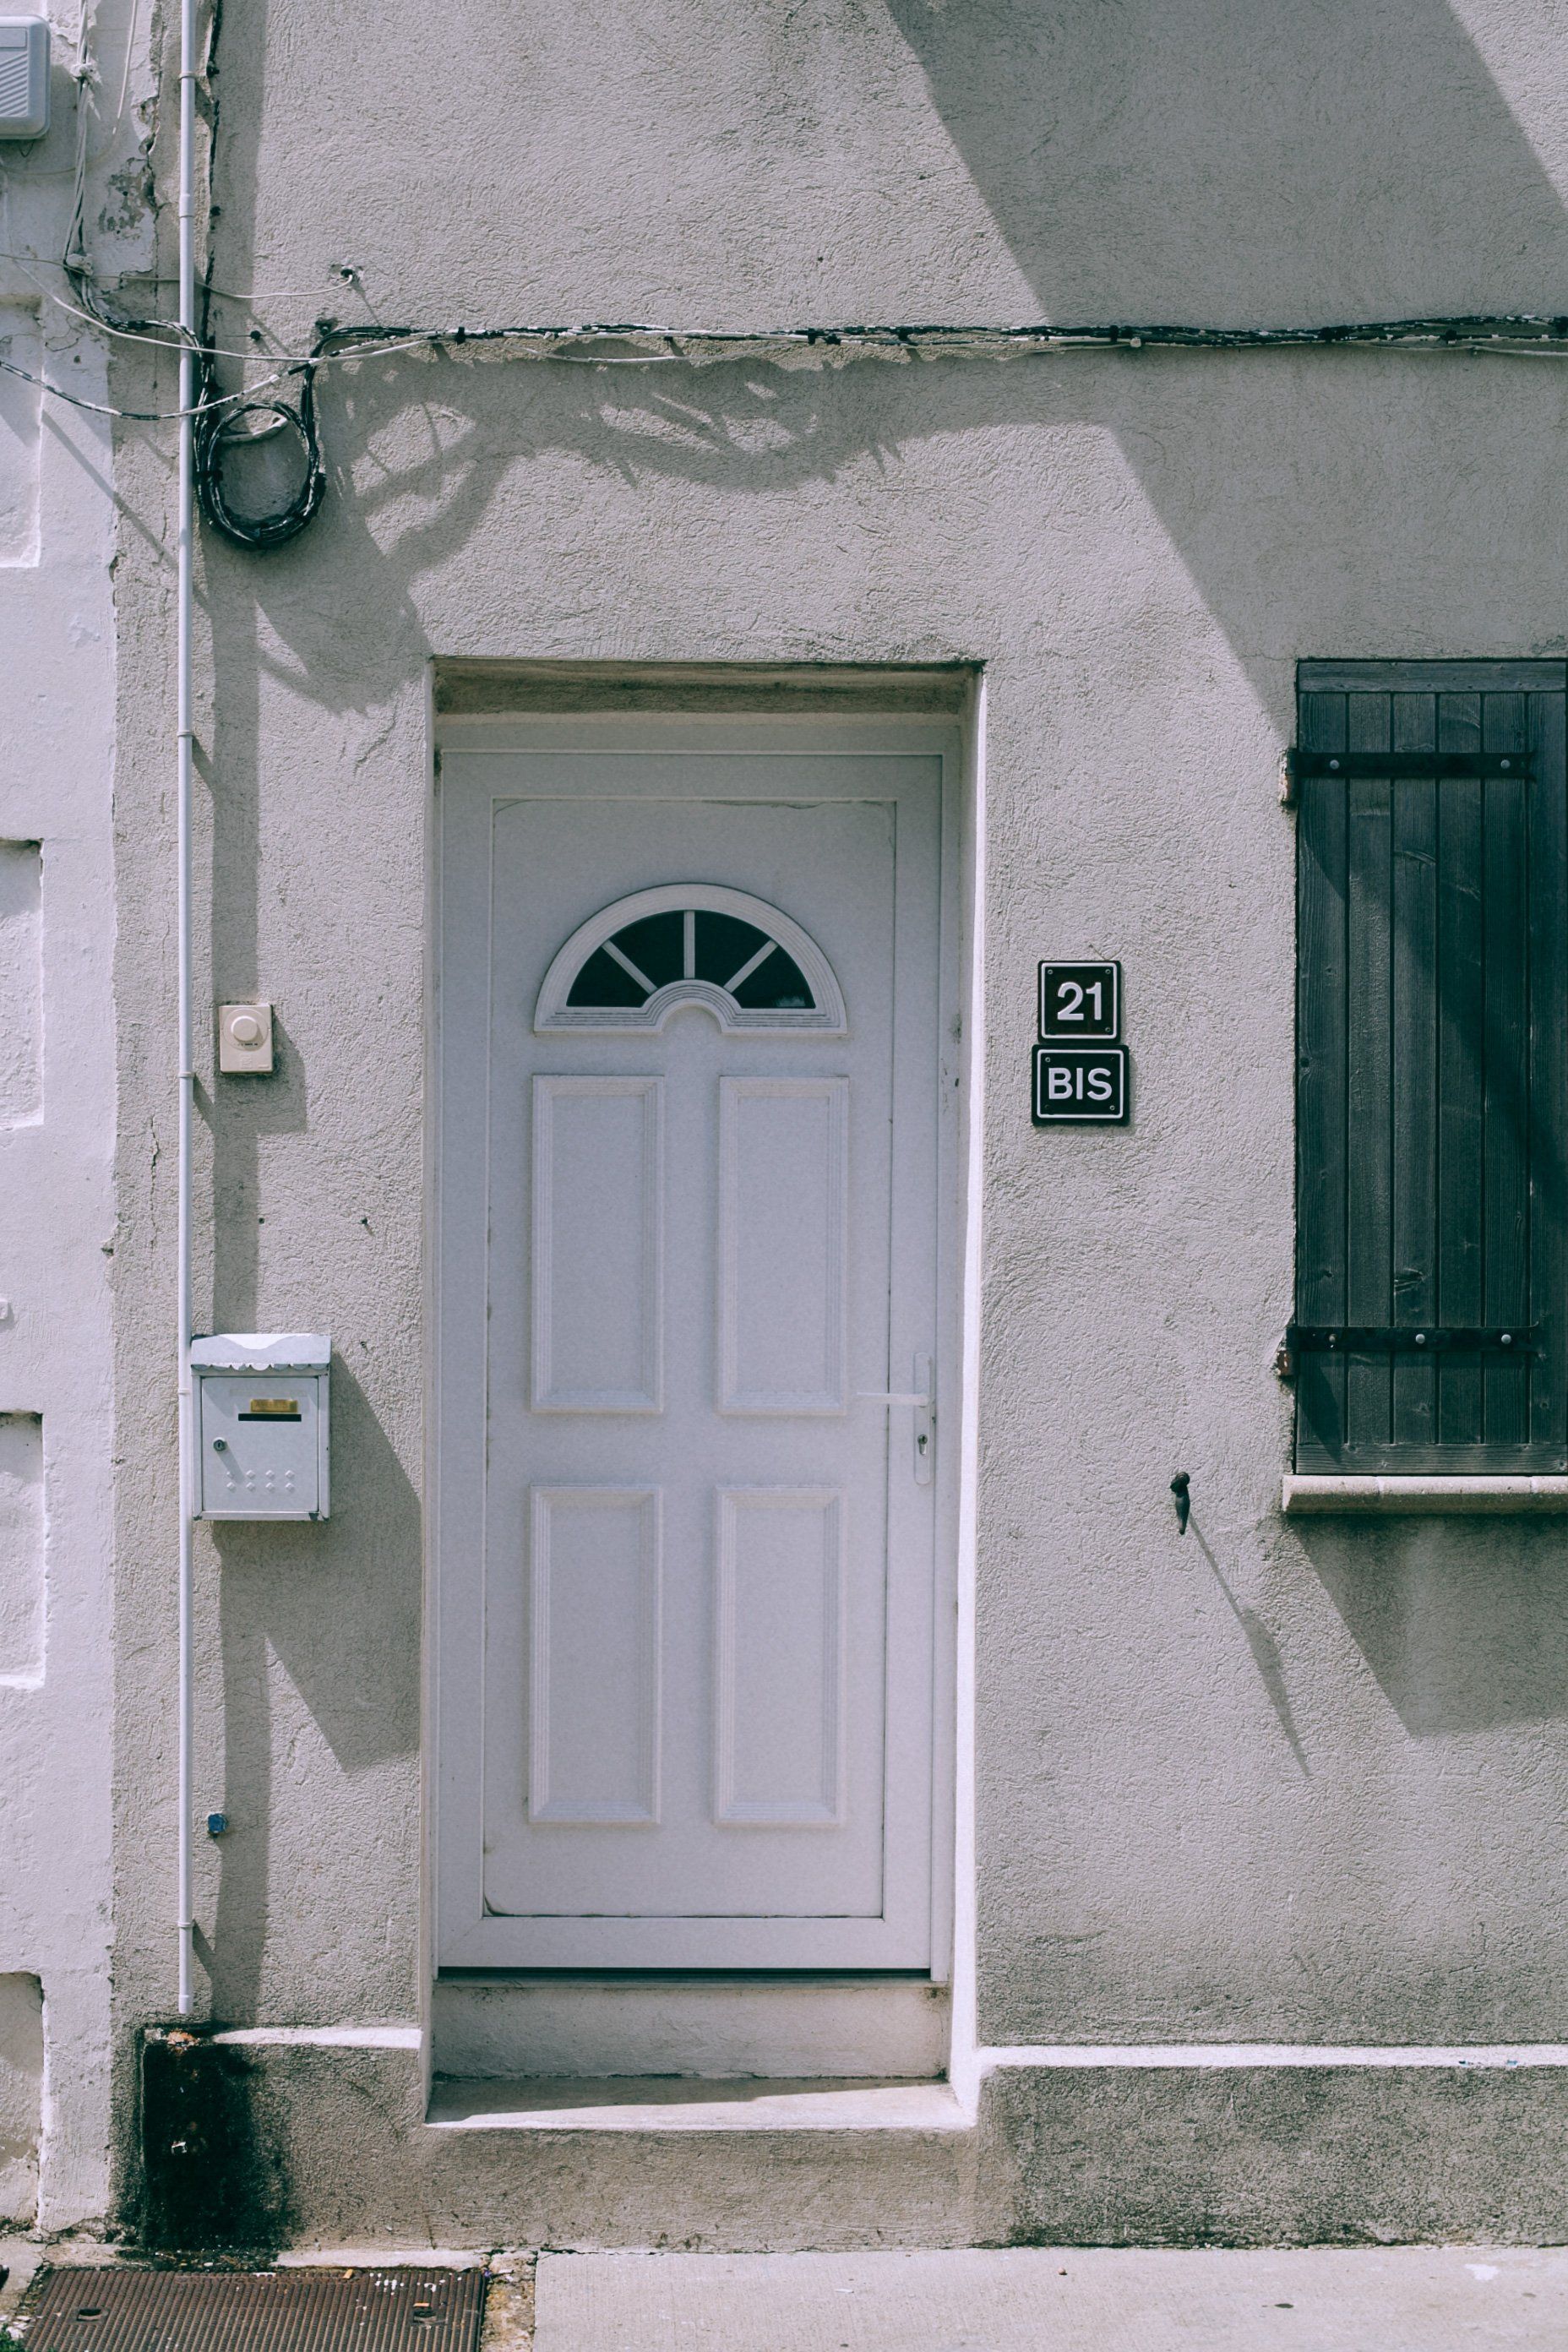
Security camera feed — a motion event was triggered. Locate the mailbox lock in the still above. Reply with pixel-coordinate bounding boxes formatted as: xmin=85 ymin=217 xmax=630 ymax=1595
xmin=211 ymin=1437 xmax=227 ymax=1451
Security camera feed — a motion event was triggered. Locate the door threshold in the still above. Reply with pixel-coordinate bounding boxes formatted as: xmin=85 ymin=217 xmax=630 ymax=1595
xmin=426 ymin=2075 xmax=966 ymax=2133
xmin=431 ymin=1973 xmax=949 ymax=2081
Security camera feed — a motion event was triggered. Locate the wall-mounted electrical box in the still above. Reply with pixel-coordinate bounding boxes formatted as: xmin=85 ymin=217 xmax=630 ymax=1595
xmin=0 ymin=22 xmax=50 ymax=141
xmin=217 ymin=1001 xmax=275 ymax=1075
xmin=192 ymin=1333 xmax=329 ymax=1521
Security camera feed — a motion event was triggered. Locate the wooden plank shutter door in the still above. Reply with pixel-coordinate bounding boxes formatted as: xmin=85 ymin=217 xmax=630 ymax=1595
xmin=1295 ymin=662 xmax=1568 ymax=1473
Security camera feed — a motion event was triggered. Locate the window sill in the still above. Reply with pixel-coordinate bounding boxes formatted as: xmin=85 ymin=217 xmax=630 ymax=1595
xmin=1283 ymin=1474 xmax=1568 ymax=1516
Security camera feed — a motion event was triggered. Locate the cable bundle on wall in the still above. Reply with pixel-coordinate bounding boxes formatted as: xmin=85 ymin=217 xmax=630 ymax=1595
xmin=37 ymin=0 xmax=1568 ymax=560
xmin=20 ymin=300 xmax=1563 ymax=555
xmin=190 ymin=337 xmax=325 ymax=549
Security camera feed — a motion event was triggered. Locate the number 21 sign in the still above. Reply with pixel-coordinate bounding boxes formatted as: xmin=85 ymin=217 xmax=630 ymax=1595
xmin=1038 ymin=961 xmax=1120 ymax=1040
xmin=1033 ymin=961 xmax=1129 ymax=1125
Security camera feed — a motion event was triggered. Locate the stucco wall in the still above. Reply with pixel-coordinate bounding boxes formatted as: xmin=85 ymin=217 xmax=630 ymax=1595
xmin=0 ymin=0 xmax=150 ymax=2230
xmin=0 ymin=1975 xmax=42 ymax=2224
xmin=106 ymin=0 xmax=1568 ymax=2232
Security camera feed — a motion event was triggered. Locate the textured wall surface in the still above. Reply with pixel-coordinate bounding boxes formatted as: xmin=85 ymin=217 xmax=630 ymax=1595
xmin=0 ymin=1974 xmax=42 ymax=2224
xmin=0 ymin=0 xmax=151 ymax=2229
xmin=101 ymin=0 xmax=1568 ymax=2237
xmin=979 ymin=2063 xmax=1568 ymax=2246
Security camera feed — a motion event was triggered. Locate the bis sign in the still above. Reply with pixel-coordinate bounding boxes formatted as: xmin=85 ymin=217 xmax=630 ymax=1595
xmin=1032 ymin=961 xmax=1129 ymax=1125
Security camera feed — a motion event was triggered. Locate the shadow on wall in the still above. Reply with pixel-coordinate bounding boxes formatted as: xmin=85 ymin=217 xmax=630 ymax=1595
xmin=1295 ymin=1517 xmax=1568 ymax=1737
xmin=1190 ymin=1515 xmax=1311 ymax=1776
xmin=881 ymin=0 xmax=1568 ymax=323
xmin=220 ymin=339 xmax=1568 ymax=751
xmin=193 ymin=0 xmax=1568 ymax=727
xmin=206 ymin=1359 xmax=421 ymax=2024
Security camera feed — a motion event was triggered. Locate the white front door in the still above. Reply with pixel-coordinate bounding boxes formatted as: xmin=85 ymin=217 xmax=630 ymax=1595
xmin=437 ymin=722 xmax=947 ymax=1968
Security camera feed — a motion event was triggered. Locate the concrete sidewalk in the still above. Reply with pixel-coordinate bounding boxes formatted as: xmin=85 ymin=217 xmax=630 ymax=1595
xmin=532 ymin=2247 xmax=1568 ymax=2349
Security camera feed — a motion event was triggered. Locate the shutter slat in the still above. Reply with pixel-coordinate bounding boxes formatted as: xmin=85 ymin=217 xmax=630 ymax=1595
xmin=1527 ymin=689 xmax=1568 ymax=1460
xmin=1435 ymin=694 xmax=1486 ymax=1450
xmin=1481 ymin=692 xmax=1531 ymax=1447
xmin=1391 ymin=692 xmax=1439 ymax=1448
xmin=1345 ymin=693 xmax=1395 ymax=1453
xmin=1296 ymin=691 xmax=1348 ymax=1467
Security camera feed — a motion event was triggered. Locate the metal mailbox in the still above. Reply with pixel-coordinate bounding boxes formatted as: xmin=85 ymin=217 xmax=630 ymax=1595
xmin=191 ymin=1332 xmax=330 ymax=1521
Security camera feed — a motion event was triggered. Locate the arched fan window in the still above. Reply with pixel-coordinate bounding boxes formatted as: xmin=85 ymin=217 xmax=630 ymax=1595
xmin=535 ymin=885 xmax=847 ymax=1033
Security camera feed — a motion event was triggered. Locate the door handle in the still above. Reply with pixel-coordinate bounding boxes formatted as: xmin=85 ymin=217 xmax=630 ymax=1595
xmin=858 ymin=1354 xmax=934 ymax=1487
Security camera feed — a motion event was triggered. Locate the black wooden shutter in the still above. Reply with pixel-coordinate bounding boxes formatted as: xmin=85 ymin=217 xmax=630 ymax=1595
xmin=1294 ymin=661 xmax=1568 ymax=1473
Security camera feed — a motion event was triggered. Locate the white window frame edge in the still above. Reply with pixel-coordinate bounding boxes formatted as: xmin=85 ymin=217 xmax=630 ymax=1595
xmin=534 ymin=881 xmax=847 ymax=1034
xmin=1283 ymin=1474 xmax=1568 ymax=1514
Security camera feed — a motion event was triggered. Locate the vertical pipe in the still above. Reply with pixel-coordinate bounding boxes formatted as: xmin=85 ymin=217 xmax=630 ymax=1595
xmin=175 ymin=0 xmax=198 ymax=2017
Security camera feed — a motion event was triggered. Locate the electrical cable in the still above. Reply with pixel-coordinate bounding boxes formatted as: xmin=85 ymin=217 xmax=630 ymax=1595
xmin=191 ymin=332 xmax=325 ymax=548
xmin=34 ymin=0 xmax=1568 ymax=533
xmin=0 ymin=347 xmax=275 ymax=420
xmin=308 ymin=312 xmax=1568 ymax=359
xmin=171 ymin=0 xmax=318 ymax=546
xmin=8 ymin=306 xmax=1568 ymax=429
xmin=30 ymin=258 xmax=1568 ymax=375
xmin=190 ymin=303 xmax=1568 ymax=551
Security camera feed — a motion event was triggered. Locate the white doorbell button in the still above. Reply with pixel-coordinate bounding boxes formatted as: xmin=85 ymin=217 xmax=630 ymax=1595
xmin=217 ymin=1001 xmax=275 ymax=1074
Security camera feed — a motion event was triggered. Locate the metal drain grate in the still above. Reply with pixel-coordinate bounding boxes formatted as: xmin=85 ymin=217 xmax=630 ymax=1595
xmin=24 ymin=2269 xmax=486 ymax=2352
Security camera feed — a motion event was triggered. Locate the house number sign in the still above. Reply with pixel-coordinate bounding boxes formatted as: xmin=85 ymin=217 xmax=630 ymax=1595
xmin=1033 ymin=961 xmax=1129 ymax=1124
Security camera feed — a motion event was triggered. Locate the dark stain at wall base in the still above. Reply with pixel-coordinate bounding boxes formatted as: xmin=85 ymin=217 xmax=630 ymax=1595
xmin=138 ymin=2028 xmax=294 ymax=2253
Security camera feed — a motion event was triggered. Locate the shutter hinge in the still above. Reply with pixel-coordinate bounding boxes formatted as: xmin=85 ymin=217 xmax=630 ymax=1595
xmin=1289 ymin=749 xmax=1533 ymax=783
xmin=1285 ymin=1323 xmax=1540 ymax=1358
xmin=1281 ymin=748 xmax=1533 ymax=806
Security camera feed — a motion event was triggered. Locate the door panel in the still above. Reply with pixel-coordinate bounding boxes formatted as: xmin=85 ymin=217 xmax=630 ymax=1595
xmin=714 ymin=1487 xmax=846 ymax=1827
xmin=437 ymin=735 xmax=944 ymax=1968
xmin=717 ymin=1077 xmax=848 ymax=1414
xmin=531 ymin=1076 xmax=664 ymax=1413
xmin=528 ymin=1485 xmax=661 ymax=1825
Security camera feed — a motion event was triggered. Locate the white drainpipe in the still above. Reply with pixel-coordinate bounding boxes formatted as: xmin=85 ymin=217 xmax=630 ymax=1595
xmin=175 ymin=0 xmax=199 ymax=2017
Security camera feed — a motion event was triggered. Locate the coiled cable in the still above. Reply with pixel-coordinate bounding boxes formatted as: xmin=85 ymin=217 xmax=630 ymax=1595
xmin=191 ymin=336 xmax=326 ymax=551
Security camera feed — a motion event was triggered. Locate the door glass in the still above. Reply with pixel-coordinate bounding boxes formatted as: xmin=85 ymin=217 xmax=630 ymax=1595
xmin=539 ymin=884 xmax=846 ymax=1033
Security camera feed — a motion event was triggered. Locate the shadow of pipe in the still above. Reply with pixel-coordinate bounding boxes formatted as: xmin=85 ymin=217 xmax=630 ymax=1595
xmin=1190 ymin=1511 xmax=1312 ymax=1778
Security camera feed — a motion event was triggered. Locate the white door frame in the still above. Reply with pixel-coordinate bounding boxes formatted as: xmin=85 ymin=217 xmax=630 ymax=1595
xmin=429 ymin=706 xmax=972 ymax=1979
